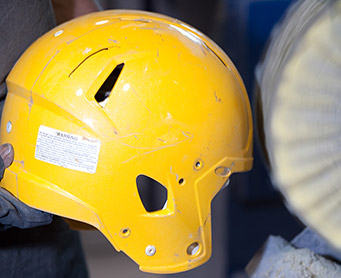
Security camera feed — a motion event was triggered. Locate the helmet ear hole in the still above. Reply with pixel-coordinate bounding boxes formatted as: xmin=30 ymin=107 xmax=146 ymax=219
xmin=136 ymin=175 xmax=168 ymax=212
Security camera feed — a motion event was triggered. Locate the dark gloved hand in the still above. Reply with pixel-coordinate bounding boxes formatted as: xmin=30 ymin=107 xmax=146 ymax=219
xmin=0 ymin=143 xmax=53 ymax=231
xmin=0 ymin=143 xmax=14 ymax=180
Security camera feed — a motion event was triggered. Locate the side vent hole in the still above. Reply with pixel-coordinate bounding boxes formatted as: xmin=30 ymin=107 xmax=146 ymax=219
xmin=136 ymin=175 xmax=168 ymax=212
xmin=95 ymin=63 xmax=124 ymax=107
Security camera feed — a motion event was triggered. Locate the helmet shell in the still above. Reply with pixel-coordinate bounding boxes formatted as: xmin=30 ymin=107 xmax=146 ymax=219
xmin=1 ymin=10 xmax=253 ymax=273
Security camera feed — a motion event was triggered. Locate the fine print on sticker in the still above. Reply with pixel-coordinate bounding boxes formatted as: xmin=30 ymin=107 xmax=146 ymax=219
xmin=35 ymin=125 xmax=101 ymax=174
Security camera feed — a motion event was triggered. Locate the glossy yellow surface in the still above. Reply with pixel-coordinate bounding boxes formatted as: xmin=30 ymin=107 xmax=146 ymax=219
xmin=1 ymin=10 xmax=253 ymax=273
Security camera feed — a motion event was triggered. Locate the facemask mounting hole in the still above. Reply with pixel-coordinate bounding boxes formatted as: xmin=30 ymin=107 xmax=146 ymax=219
xmin=178 ymin=178 xmax=185 ymax=185
xmin=145 ymin=245 xmax=156 ymax=256
xmin=194 ymin=159 xmax=203 ymax=170
xmin=215 ymin=166 xmax=231 ymax=177
xmin=120 ymin=228 xmax=131 ymax=238
xmin=187 ymin=242 xmax=200 ymax=256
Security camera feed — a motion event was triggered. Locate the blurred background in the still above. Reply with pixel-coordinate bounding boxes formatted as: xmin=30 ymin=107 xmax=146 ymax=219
xmin=57 ymin=0 xmax=304 ymax=277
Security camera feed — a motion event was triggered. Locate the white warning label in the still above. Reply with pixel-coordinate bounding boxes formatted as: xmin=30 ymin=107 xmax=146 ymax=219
xmin=35 ymin=126 xmax=101 ymax=174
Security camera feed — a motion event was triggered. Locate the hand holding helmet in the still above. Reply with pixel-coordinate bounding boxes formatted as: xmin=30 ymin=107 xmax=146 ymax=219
xmin=0 ymin=143 xmax=53 ymax=231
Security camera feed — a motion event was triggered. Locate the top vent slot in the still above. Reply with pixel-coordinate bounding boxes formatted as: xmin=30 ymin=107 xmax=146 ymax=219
xmin=95 ymin=63 xmax=124 ymax=107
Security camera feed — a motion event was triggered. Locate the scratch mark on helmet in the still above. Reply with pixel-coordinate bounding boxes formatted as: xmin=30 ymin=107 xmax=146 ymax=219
xmin=130 ymin=85 xmax=154 ymax=115
xmin=214 ymin=91 xmax=222 ymax=103
xmin=170 ymin=166 xmax=179 ymax=181
xmin=14 ymin=160 xmax=25 ymax=168
xmin=28 ymin=50 xmax=61 ymax=118
xmin=120 ymin=133 xmax=193 ymax=164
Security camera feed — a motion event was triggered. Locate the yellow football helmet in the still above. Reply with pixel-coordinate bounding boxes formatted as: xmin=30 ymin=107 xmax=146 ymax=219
xmin=1 ymin=10 xmax=252 ymax=273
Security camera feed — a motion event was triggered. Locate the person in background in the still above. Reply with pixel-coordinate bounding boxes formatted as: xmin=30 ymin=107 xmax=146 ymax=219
xmin=0 ymin=1 xmax=97 ymax=277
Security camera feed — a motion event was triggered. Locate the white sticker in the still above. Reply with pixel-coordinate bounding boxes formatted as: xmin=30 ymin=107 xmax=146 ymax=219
xmin=35 ymin=126 xmax=101 ymax=174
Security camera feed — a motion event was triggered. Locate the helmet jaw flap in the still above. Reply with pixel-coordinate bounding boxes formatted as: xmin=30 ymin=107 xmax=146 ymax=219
xmin=1 ymin=10 xmax=253 ymax=273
